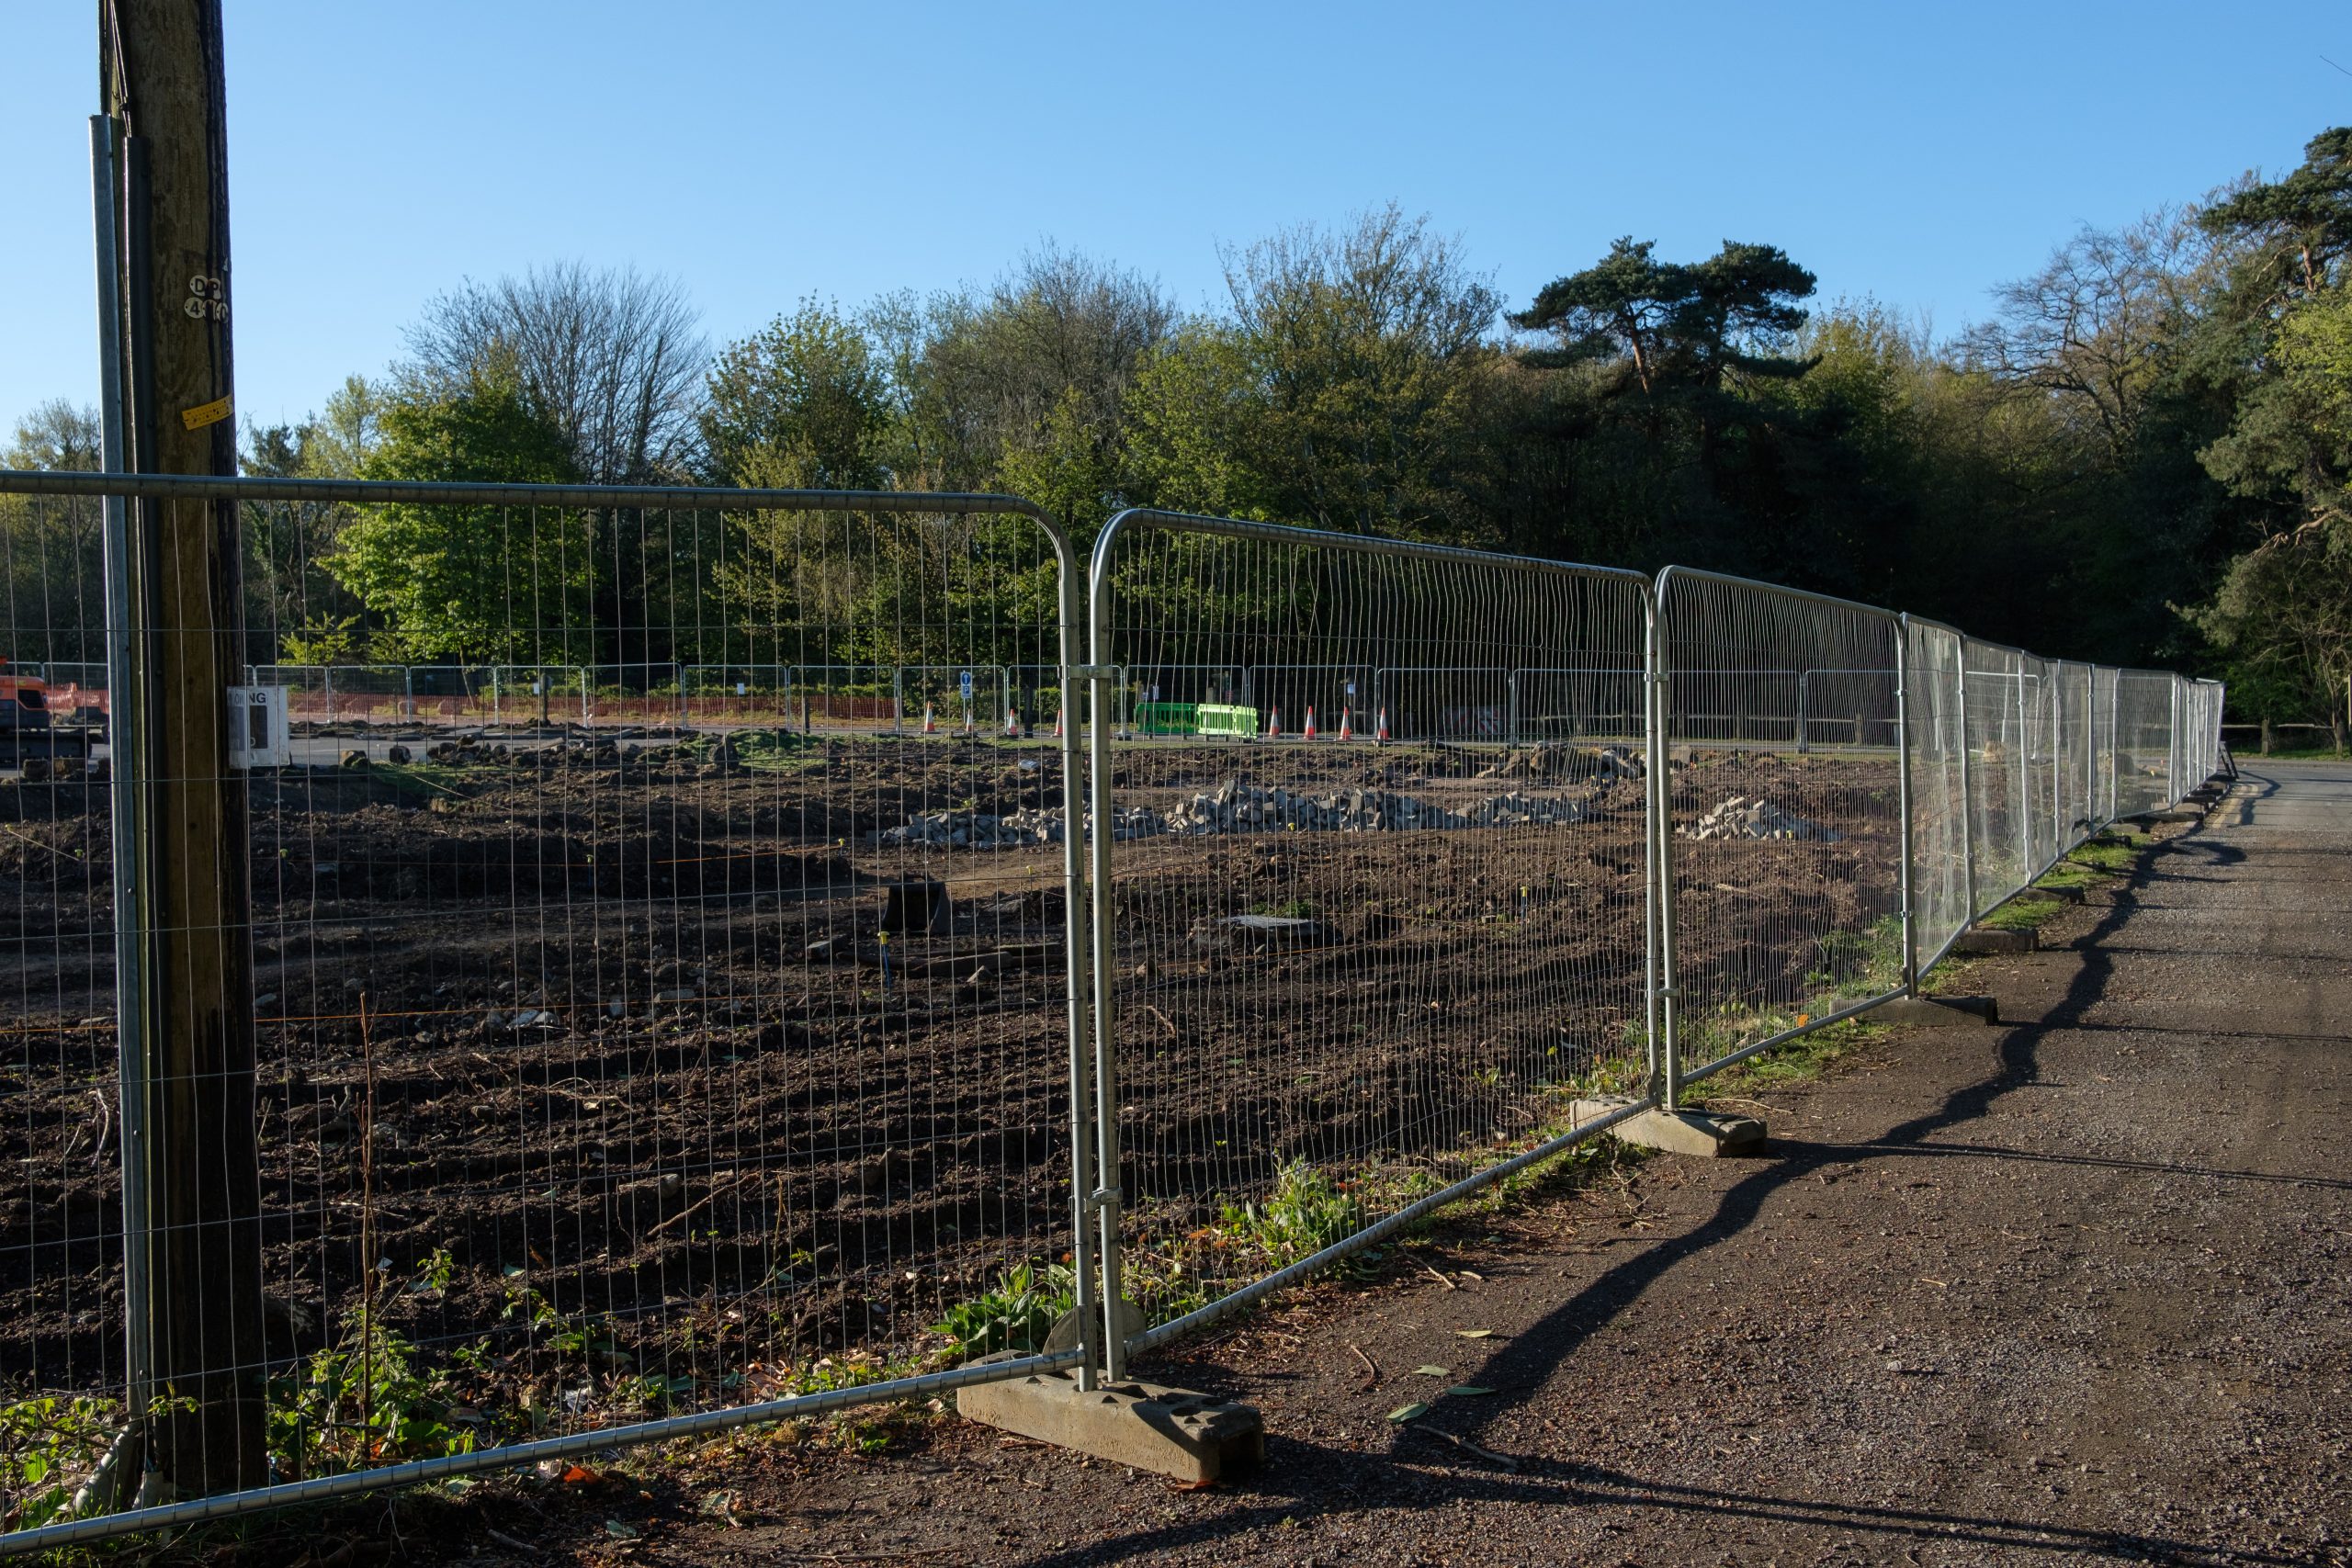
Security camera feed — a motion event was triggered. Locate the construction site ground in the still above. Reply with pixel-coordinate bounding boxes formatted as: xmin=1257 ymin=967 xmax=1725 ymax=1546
xmin=186 ymin=758 xmax=2347 ymax=1567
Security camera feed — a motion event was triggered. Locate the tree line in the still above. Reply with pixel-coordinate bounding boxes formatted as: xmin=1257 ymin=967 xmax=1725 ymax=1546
xmin=5 ymin=128 xmax=2348 ymax=730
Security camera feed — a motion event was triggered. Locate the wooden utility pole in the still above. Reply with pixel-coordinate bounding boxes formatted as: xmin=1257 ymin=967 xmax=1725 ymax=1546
xmin=100 ymin=0 xmax=265 ymax=1495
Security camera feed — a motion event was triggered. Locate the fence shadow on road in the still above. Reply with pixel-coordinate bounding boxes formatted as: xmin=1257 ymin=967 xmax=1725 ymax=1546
xmin=1047 ymin=814 xmax=2301 ymax=1565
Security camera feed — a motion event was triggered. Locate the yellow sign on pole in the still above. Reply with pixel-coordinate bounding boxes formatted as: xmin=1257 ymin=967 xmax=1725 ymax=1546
xmin=179 ymin=395 xmax=232 ymax=431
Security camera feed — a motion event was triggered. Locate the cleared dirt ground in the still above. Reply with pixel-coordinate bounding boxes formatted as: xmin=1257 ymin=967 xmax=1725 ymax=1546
xmin=299 ymin=761 xmax=2350 ymax=1566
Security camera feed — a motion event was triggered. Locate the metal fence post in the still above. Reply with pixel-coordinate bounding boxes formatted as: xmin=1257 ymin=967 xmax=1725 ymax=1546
xmin=1083 ymin=555 xmax=1128 ymax=1382
xmin=1894 ymin=620 xmax=1917 ymax=993
xmin=1955 ymin=654 xmax=1976 ymax=921
xmin=92 ymin=112 xmax=156 ymax=1432
xmin=2014 ymin=668 xmax=2030 ymax=885
xmin=2084 ymin=668 xmax=2099 ymax=840
xmin=1649 ymin=573 xmax=1681 ymax=1110
xmin=2170 ymin=678 xmax=2184 ymax=805
xmin=2049 ymin=671 xmax=2064 ymax=863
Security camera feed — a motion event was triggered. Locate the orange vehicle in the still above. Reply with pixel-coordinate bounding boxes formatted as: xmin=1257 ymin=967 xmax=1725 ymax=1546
xmin=0 ymin=663 xmax=97 ymax=766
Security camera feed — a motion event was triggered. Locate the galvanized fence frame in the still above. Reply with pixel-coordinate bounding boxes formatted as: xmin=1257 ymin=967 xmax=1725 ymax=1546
xmin=1082 ymin=509 xmax=1665 ymax=1375
xmin=0 ymin=469 xmax=1102 ymax=1554
xmin=1651 ymin=570 xmax=1909 ymax=1100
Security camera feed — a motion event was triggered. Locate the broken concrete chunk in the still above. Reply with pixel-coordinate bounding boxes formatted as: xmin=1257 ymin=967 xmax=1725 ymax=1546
xmin=1687 ymin=795 xmax=1844 ymax=843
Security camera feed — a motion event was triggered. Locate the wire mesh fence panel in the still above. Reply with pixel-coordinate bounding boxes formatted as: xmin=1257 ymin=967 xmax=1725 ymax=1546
xmin=1798 ymin=666 xmax=1903 ymax=752
xmin=1087 ymin=515 xmax=1656 ymax=1350
xmin=2114 ymin=671 xmax=2177 ymax=818
xmin=1508 ymin=664 xmax=1647 ymax=746
xmin=890 ymin=665 xmax=1009 ymax=737
xmin=0 ymin=491 xmax=123 ymax=1523
xmin=677 ymin=665 xmax=794 ymax=728
xmin=2018 ymin=662 xmax=2058 ymax=879
xmin=1658 ymin=572 xmax=1904 ymax=1083
xmin=2052 ymin=661 xmax=2096 ymax=850
xmin=577 ymin=662 xmax=683 ymax=727
xmin=0 ymin=478 xmax=1097 ymax=1540
xmin=1905 ymin=619 xmax=1972 ymax=967
xmin=2185 ymin=680 xmax=2225 ymax=784
xmin=1237 ymin=663 xmax=1375 ymax=739
xmin=1962 ymin=643 xmax=2028 ymax=904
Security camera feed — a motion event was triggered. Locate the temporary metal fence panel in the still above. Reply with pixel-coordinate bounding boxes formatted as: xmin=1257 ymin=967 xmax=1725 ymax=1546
xmin=678 ymin=664 xmax=795 ymax=728
xmin=1238 ymin=663 xmax=1375 ymax=737
xmin=1507 ymin=664 xmax=1648 ymax=746
xmin=1962 ymin=643 xmax=2029 ymax=902
xmin=577 ymin=662 xmax=683 ymax=727
xmin=2113 ymin=671 xmax=2178 ymax=819
xmin=0 ymin=473 xmax=1096 ymax=1551
xmin=1903 ymin=618 xmax=1973 ymax=973
xmin=1085 ymin=511 xmax=1658 ymax=1368
xmin=2052 ymin=661 xmax=2096 ymax=853
xmin=1655 ymin=570 xmax=1905 ymax=1090
xmin=890 ymin=665 xmax=1009 ymax=734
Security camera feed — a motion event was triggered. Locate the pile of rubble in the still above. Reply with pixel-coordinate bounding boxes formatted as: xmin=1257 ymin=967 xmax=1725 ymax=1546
xmin=870 ymin=804 xmax=1164 ymax=850
xmin=1159 ymin=781 xmax=1592 ymax=834
xmin=870 ymin=780 xmax=1599 ymax=850
xmin=1478 ymin=742 xmax=1645 ymax=783
xmin=1686 ymin=795 xmax=1844 ymax=842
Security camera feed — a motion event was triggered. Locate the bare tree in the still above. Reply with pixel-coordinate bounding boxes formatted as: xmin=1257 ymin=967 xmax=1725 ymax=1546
xmin=404 ymin=262 xmax=708 ymax=482
xmin=5 ymin=400 xmax=103 ymax=471
xmin=1215 ymin=204 xmax=1502 ymax=536
xmin=884 ymin=247 xmax=1177 ymax=491
xmin=1955 ymin=206 xmax=2224 ymax=464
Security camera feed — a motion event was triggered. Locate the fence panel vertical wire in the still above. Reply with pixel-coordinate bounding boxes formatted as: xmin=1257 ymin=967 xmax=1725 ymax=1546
xmin=1655 ymin=570 xmax=1905 ymax=1089
xmin=0 ymin=472 xmax=1103 ymax=1553
xmin=1084 ymin=511 xmax=1657 ymax=1363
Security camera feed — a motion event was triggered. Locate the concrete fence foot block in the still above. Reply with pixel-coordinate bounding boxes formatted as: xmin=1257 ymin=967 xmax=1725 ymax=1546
xmin=1872 ymin=994 xmax=1998 ymax=1026
xmin=956 ymin=1366 xmax=1264 ymax=1483
xmin=1571 ymin=1098 xmax=1766 ymax=1157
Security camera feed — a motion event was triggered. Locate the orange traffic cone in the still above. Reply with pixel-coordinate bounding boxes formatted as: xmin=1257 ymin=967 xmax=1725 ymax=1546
xmin=1338 ymin=707 xmax=1354 ymax=740
xmin=1054 ymin=707 xmax=1065 ymax=738
xmin=1005 ymin=706 xmax=1022 ymax=738
xmin=1303 ymin=705 xmax=1318 ymax=739
xmin=1375 ymin=707 xmax=1390 ymax=741
xmin=1266 ymin=706 xmax=1282 ymax=739
xmin=922 ymin=704 xmax=937 ymax=734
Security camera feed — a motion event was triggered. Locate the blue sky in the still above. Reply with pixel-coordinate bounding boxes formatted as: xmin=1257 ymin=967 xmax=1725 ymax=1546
xmin=3 ymin=1 xmax=2346 ymax=446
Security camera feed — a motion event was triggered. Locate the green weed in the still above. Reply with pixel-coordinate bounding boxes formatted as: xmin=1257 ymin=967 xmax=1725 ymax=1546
xmin=928 ymin=1261 xmax=1077 ymax=1356
xmin=1217 ymin=1162 xmax=1362 ymax=1264
xmin=266 ymin=1303 xmax=476 ymax=1479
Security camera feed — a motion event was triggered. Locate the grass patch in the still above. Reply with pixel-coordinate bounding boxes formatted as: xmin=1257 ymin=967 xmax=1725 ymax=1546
xmin=1690 ymin=1015 xmax=1891 ymax=1100
xmin=700 ymin=728 xmax=829 ymax=773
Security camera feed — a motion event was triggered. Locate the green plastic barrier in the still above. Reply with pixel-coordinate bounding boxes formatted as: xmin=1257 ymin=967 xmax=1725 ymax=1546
xmin=1194 ymin=704 xmax=1261 ymax=738
xmin=1132 ymin=701 xmax=1201 ymax=736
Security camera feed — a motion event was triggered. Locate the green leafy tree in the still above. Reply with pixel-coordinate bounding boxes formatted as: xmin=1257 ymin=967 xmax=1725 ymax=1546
xmin=1214 ymin=205 xmax=1500 ymax=539
xmin=0 ymin=401 xmax=106 ymax=666
xmin=703 ymin=299 xmax=890 ymax=490
xmin=1512 ymin=237 xmax=1815 ymax=394
xmin=329 ymin=363 xmax=588 ymax=662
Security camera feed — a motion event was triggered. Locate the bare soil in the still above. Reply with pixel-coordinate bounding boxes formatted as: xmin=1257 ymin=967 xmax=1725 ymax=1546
xmin=163 ymin=761 xmax=2349 ymax=1566
xmin=0 ymin=730 xmax=1903 ymax=1513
